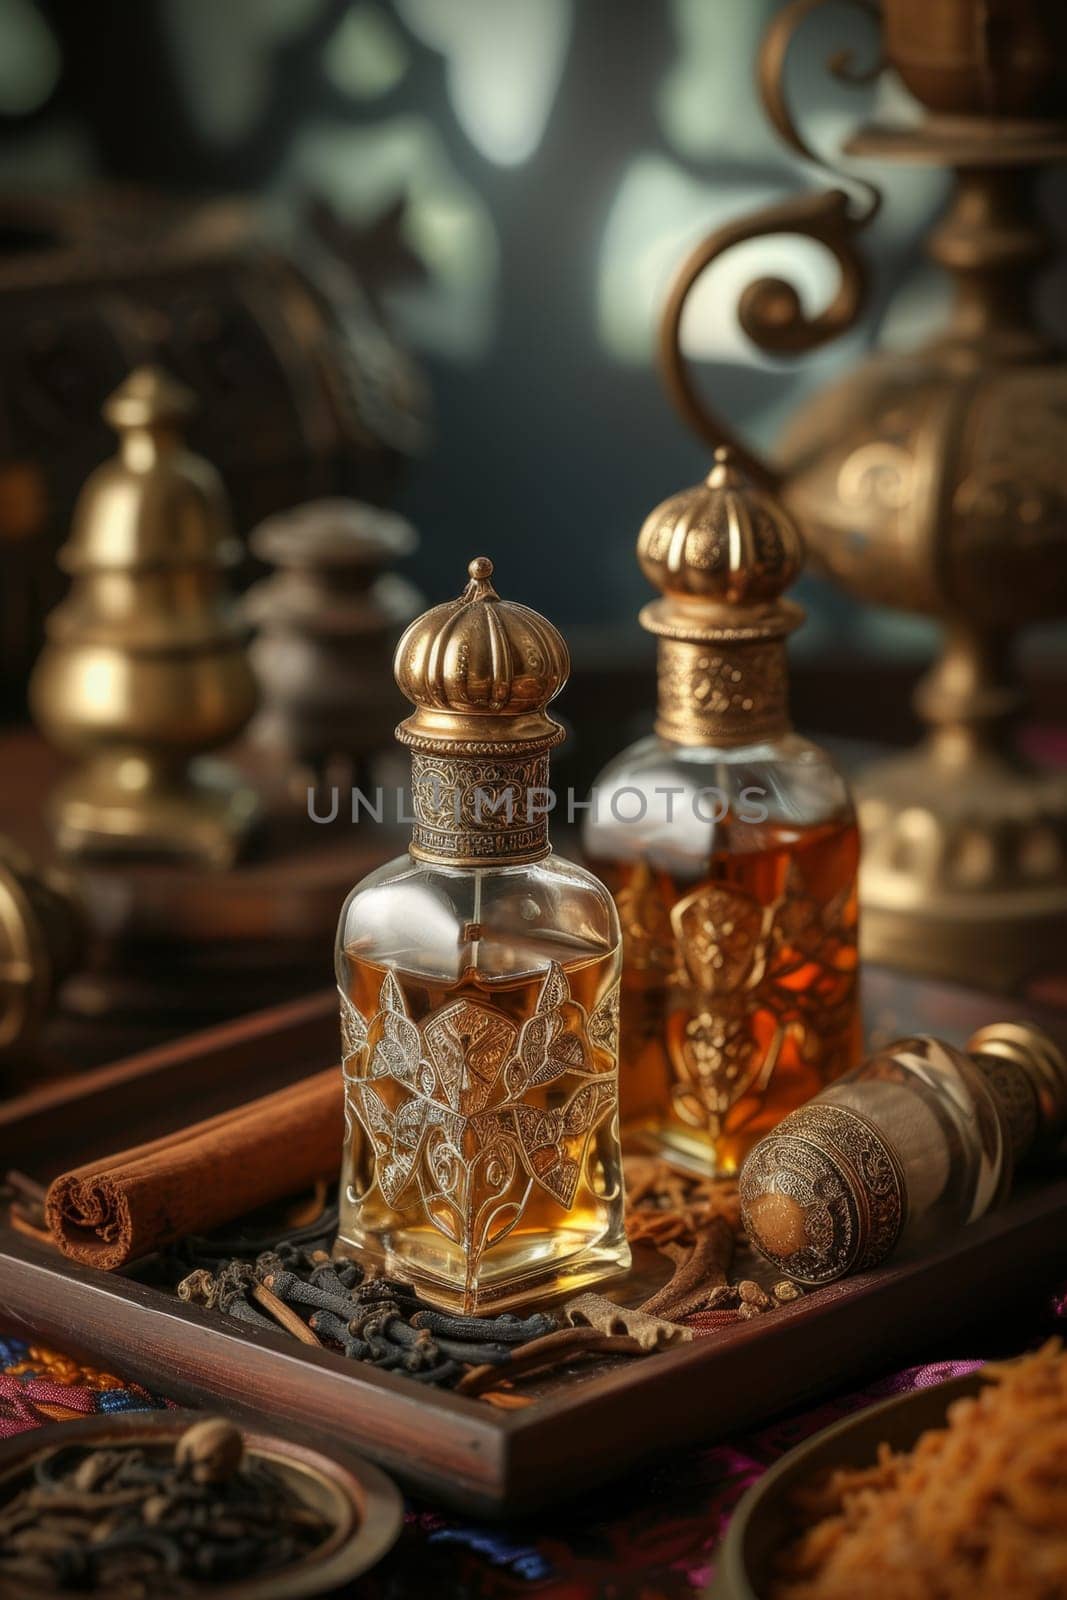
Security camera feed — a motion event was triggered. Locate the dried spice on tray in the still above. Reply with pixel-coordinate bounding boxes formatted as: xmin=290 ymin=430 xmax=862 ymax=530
xmin=157 ymin=1153 xmax=797 ymax=1403
xmin=173 ymin=1238 xmax=686 ymax=1402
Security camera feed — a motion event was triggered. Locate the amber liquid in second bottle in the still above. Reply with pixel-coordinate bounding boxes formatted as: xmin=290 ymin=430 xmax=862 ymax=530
xmin=598 ymin=816 xmax=860 ymax=1173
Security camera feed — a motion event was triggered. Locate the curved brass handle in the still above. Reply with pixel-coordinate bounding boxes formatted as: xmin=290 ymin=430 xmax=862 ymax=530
xmin=759 ymin=0 xmax=883 ymax=203
xmin=658 ymin=0 xmax=883 ymax=486
xmin=658 ymin=189 xmax=871 ymax=488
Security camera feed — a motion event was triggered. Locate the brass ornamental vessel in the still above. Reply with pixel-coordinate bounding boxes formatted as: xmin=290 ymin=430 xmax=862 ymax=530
xmin=30 ymin=367 xmax=259 ymax=867
xmin=658 ymin=0 xmax=1067 ymax=992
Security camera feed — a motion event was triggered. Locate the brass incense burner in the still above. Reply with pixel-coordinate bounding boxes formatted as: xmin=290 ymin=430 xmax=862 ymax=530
xmin=30 ymin=367 xmax=259 ymax=867
xmin=658 ymin=0 xmax=1067 ymax=992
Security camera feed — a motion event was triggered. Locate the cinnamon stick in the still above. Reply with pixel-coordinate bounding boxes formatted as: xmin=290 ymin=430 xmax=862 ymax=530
xmin=44 ymin=1069 xmax=342 ymax=1271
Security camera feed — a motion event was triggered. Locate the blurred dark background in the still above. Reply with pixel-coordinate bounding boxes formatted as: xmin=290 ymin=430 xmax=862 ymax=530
xmin=0 ymin=0 xmax=959 ymax=648
xmin=0 ymin=0 xmax=1063 ymax=1065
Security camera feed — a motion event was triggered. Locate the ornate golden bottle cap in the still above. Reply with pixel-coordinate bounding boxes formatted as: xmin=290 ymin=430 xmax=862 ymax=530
xmin=637 ymin=447 xmax=805 ymax=745
xmin=394 ymin=558 xmax=569 ymax=866
xmin=394 ymin=557 xmax=568 ymax=757
xmin=739 ymin=1101 xmax=908 ymax=1285
xmin=967 ymin=1022 xmax=1067 ymax=1159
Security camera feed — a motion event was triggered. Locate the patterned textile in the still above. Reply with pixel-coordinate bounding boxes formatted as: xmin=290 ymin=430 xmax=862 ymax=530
xmin=0 ymin=1337 xmax=168 ymax=1437
xmin=0 ymin=1295 xmax=1062 ymax=1598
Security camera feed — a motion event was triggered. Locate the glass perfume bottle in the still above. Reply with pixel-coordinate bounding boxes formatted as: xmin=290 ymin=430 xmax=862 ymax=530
xmin=740 ymin=1021 xmax=1067 ymax=1284
xmin=335 ymin=557 xmax=630 ymax=1312
xmin=584 ymin=448 xmax=861 ymax=1175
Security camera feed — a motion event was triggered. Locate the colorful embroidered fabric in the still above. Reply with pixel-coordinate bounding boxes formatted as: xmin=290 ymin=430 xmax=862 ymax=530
xmin=0 ymin=1296 xmax=1062 ymax=1598
xmin=0 ymin=1336 xmax=167 ymax=1437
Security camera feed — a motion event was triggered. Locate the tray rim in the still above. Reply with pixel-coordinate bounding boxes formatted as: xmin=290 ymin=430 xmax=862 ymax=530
xmin=4 ymin=1170 xmax=1066 ymax=1515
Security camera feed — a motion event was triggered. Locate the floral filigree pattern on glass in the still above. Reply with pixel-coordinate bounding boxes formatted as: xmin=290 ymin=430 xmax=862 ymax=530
xmin=666 ymin=856 xmax=859 ymax=1142
xmin=339 ymin=964 xmax=620 ymax=1296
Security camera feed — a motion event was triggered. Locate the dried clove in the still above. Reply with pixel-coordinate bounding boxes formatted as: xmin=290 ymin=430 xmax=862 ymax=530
xmin=408 ymin=1308 xmax=555 ymax=1343
xmin=168 ymin=1225 xmax=598 ymax=1396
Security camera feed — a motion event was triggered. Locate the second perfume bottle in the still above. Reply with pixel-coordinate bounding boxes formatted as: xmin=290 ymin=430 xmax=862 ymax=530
xmin=585 ymin=449 xmax=861 ymax=1174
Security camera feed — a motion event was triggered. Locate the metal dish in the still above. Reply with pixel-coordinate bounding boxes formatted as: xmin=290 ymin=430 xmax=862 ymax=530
xmin=707 ymin=1371 xmax=985 ymax=1600
xmin=0 ymin=1408 xmax=403 ymax=1598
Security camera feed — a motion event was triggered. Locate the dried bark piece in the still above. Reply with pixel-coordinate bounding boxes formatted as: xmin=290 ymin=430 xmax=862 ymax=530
xmin=638 ymin=1215 xmax=735 ymax=1320
xmin=560 ymin=1292 xmax=692 ymax=1351
xmin=480 ymin=1390 xmax=534 ymax=1410
xmin=622 ymin=1156 xmax=742 ymax=1248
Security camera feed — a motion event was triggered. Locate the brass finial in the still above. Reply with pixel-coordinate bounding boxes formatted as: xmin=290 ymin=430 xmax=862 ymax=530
xmin=637 ymin=446 xmax=806 ymax=746
xmin=466 ymin=555 xmax=495 ymax=586
xmin=29 ymin=366 xmax=259 ymax=866
xmin=394 ymin=556 xmax=569 ymax=755
xmin=103 ymin=365 xmax=196 ymax=433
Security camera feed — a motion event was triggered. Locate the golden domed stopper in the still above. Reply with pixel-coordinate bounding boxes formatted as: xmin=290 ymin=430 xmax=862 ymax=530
xmin=394 ymin=557 xmax=569 ymax=753
xmin=636 ymin=448 xmax=806 ymax=746
xmin=637 ymin=447 xmax=804 ymax=639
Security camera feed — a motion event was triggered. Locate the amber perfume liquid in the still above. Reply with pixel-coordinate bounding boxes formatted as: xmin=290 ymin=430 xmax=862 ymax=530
xmin=337 ymin=932 xmax=626 ymax=1312
xmin=598 ymin=816 xmax=861 ymax=1174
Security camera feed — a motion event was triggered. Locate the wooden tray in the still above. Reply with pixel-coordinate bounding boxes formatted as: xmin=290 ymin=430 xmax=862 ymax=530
xmin=3 ymin=971 xmax=1066 ymax=1517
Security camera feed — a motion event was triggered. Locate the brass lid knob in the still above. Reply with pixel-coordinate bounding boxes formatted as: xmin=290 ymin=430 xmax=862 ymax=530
xmin=637 ymin=446 xmax=805 ymax=644
xmin=394 ymin=557 xmax=569 ymax=754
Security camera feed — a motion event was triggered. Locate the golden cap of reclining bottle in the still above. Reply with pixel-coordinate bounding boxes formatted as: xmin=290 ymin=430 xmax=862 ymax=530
xmin=739 ymin=1022 xmax=1066 ymax=1286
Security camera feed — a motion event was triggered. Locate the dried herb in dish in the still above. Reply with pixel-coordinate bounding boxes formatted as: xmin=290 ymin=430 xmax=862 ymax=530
xmin=0 ymin=1419 xmax=331 ymax=1597
xmin=773 ymin=1340 xmax=1067 ymax=1600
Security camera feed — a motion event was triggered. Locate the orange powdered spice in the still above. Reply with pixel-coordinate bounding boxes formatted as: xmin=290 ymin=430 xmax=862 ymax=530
xmin=773 ymin=1340 xmax=1067 ymax=1600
